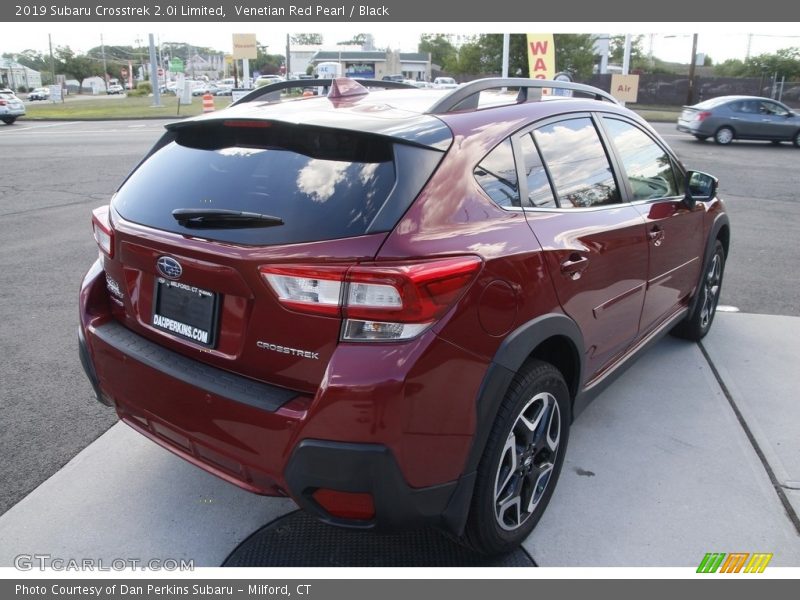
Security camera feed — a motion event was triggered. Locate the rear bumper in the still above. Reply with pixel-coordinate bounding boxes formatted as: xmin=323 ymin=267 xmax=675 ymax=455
xmin=677 ymin=120 xmax=708 ymax=136
xmin=78 ymin=260 xmax=485 ymax=531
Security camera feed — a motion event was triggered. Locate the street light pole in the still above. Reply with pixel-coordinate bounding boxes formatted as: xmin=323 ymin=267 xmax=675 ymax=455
xmin=687 ymin=33 xmax=698 ymax=105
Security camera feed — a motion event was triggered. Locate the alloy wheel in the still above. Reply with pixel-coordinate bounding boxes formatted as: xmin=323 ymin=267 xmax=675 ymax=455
xmin=700 ymin=252 xmax=722 ymax=330
xmin=493 ymin=392 xmax=561 ymax=531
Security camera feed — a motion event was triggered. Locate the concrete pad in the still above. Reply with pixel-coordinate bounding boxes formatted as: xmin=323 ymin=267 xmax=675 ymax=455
xmin=523 ymin=336 xmax=800 ymax=566
xmin=0 ymin=423 xmax=296 ymax=567
xmin=702 ymin=313 xmax=800 ymax=517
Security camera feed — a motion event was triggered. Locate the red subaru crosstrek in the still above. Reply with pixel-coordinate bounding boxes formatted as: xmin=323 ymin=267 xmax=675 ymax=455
xmin=79 ymin=78 xmax=729 ymax=554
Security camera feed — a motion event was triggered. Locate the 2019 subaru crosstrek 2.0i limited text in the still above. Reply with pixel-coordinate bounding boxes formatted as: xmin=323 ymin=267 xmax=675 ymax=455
xmin=79 ymin=78 xmax=730 ymax=554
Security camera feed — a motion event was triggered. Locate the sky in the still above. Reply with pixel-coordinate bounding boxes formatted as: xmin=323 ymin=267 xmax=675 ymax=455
xmin=2 ymin=22 xmax=799 ymax=64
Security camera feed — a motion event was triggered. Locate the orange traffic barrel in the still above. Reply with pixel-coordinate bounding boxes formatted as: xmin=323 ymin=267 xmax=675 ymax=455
xmin=202 ymin=92 xmax=214 ymax=112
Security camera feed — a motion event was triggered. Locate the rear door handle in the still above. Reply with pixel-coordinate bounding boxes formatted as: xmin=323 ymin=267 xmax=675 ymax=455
xmin=560 ymin=254 xmax=589 ymax=280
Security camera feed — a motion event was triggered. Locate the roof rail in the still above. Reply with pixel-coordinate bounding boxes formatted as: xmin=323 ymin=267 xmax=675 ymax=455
xmin=231 ymin=78 xmax=415 ymax=106
xmin=425 ymin=78 xmax=619 ymax=115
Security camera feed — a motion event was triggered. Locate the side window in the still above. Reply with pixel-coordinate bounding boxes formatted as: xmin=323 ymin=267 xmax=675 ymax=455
xmin=533 ymin=117 xmax=620 ymax=208
xmin=738 ymin=101 xmax=759 ymax=114
xmin=474 ymin=138 xmax=520 ymax=208
xmin=602 ymin=118 xmax=679 ymax=201
xmin=761 ymin=101 xmax=789 ymax=117
xmin=519 ymin=134 xmax=556 ymax=208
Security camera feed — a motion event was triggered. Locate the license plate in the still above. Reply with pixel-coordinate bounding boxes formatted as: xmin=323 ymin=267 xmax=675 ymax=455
xmin=152 ymin=278 xmax=219 ymax=347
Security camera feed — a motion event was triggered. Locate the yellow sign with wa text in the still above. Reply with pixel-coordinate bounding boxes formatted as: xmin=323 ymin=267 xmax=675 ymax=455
xmin=527 ymin=34 xmax=555 ymax=82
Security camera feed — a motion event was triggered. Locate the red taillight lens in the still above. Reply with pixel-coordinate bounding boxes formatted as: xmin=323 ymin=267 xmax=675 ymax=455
xmin=696 ymin=111 xmax=712 ymax=122
xmin=91 ymin=206 xmax=114 ymax=258
xmin=346 ymin=256 xmax=483 ymax=323
xmin=259 ymin=256 xmax=482 ymax=341
xmin=0 ymin=100 xmax=7 ymax=106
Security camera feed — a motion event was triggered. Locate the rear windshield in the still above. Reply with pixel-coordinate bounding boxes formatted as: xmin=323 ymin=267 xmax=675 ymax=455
xmin=112 ymin=122 xmax=398 ymax=246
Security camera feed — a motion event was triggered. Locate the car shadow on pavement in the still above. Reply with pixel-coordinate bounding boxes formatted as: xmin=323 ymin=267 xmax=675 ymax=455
xmin=222 ymin=511 xmax=535 ymax=567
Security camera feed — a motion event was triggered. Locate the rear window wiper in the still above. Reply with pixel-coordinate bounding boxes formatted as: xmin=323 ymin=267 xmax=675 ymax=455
xmin=171 ymin=209 xmax=284 ymax=229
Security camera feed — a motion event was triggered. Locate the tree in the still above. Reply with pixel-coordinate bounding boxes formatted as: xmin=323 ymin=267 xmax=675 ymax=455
xmin=451 ymin=39 xmax=483 ymax=75
xmin=255 ymin=44 xmax=285 ymax=75
xmin=745 ymin=47 xmax=800 ymax=79
xmin=418 ymin=34 xmax=459 ymax=71
xmin=290 ymin=33 xmax=323 ymax=46
xmin=337 ymin=34 xmax=369 ymax=46
xmin=609 ymin=34 xmax=645 ymax=66
xmin=56 ymin=46 xmax=101 ymax=93
xmin=553 ymin=34 xmax=597 ymax=78
xmin=714 ymin=58 xmax=747 ymax=77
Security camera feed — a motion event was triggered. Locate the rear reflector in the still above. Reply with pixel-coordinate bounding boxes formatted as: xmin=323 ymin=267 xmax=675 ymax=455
xmin=260 ymin=256 xmax=482 ymax=341
xmin=311 ymin=489 xmax=375 ymax=521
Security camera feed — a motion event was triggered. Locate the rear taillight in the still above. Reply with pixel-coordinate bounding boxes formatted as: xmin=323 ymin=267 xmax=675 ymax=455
xmin=260 ymin=265 xmax=347 ymax=317
xmin=696 ymin=111 xmax=712 ymax=122
xmin=92 ymin=206 xmax=114 ymax=258
xmin=0 ymin=100 xmax=7 ymax=106
xmin=259 ymin=256 xmax=482 ymax=341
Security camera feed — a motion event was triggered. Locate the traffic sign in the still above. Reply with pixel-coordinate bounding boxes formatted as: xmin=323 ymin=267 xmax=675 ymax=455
xmin=169 ymin=58 xmax=184 ymax=73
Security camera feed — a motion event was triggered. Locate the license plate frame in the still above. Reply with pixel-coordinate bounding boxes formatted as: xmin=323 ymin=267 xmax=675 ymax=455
xmin=152 ymin=277 xmax=220 ymax=348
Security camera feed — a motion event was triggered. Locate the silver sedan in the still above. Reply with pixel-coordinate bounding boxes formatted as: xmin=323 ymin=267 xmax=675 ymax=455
xmin=677 ymin=95 xmax=800 ymax=146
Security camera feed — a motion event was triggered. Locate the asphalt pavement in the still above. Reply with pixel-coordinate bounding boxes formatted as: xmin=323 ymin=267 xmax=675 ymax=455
xmin=0 ymin=119 xmax=798 ymax=566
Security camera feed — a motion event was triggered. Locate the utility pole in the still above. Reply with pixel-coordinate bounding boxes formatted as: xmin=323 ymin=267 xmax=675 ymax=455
xmin=48 ymin=33 xmax=56 ymax=86
xmin=286 ymin=33 xmax=291 ymax=75
xmin=100 ymin=34 xmax=108 ymax=86
xmin=148 ymin=34 xmax=162 ymax=107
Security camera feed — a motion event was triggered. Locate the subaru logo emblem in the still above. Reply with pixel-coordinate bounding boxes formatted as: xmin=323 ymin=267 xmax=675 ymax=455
xmin=156 ymin=256 xmax=182 ymax=279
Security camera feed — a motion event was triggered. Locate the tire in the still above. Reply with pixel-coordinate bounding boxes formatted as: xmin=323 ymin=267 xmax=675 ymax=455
xmin=793 ymin=130 xmax=800 ymax=148
xmin=461 ymin=360 xmax=570 ymax=555
xmin=693 ymin=135 xmax=708 ymax=142
xmin=2 ymin=117 xmax=16 ymax=125
xmin=671 ymin=240 xmax=725 ymax=341
xmin=714 ymin=127 xmax=734 ymax=145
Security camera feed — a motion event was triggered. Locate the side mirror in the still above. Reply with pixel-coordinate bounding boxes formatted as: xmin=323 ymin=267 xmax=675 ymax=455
xmin=684 ymin=170 xmax=718 ymax=208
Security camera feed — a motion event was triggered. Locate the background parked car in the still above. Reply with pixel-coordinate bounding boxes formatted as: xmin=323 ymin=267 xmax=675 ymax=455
xmin=677 ymin=95 xmax=800 ymax=146
xmin=254 ymin=75 xmax=285 ymax=88
xmin=433 ymin=77 xmax=458 ymax=89
xmin=0 ymin=89 xmax=25 ymax=124
xmin=27 ymin=87 xmax=50 ymax=101
xmin=192 ymin=83 xmax=223 ymax=96
xmin=106 ymin=84 xmax=124 ymax=95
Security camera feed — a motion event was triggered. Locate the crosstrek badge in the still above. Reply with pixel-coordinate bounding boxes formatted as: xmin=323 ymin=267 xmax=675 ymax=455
xmin=256 ymin=341 xmax=319 ymax=360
